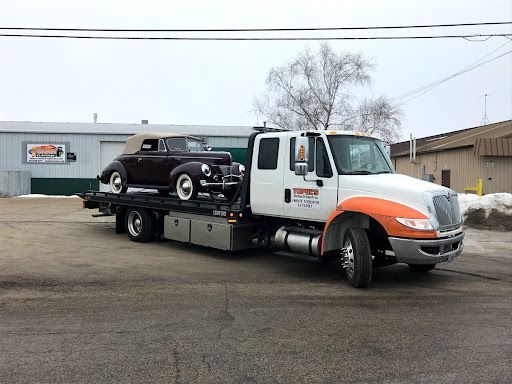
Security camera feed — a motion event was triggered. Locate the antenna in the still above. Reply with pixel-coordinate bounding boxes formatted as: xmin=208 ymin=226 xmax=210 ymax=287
xmin=480 ymin=93 xmax=491 ymax=125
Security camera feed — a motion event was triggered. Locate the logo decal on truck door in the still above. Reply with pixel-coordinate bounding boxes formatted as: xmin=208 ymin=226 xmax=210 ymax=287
xmin=291 ymin=188 xmax=320 ymax=210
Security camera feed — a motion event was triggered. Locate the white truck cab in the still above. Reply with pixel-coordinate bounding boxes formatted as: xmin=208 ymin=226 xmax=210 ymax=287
xmin=250 ymin=130 xmax=464 ymax=287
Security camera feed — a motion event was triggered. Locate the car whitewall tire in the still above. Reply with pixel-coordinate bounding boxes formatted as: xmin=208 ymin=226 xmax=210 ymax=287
xmin=109 ymin=171 xmax=126 ymax=194
xmin=176 ymin=174 xmax=196 ymax=201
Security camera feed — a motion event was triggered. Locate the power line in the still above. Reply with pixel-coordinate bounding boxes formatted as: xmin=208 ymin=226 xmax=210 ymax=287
xmin=395 ymin=40 xmax=512 ymax=101
xmin=397 ymin=49 xmax=512 ymax=106
xmin=0 ymin=33 xmax=511 ymax=41
xmin=1 ymin=21 xmax=510 ymax=33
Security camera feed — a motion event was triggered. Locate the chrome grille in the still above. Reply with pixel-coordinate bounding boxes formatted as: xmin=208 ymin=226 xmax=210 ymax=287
xmin=433 ymin=194 xmax=461 ymax=229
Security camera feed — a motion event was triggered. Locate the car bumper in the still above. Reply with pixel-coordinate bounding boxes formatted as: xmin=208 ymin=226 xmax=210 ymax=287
xmin=388 ymin=231 xmax=464 ymax=265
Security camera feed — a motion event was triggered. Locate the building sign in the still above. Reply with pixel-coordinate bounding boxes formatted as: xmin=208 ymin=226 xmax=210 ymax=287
xmin=291 ymin=187 xmax=320 ymax=210
xmin=26 ymin=144 xmax=66 ymax=163
xmin=66 ymin=152 xmax=77 ymax=161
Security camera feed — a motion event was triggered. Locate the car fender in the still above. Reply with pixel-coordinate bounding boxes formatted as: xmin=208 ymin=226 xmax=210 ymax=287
xmin=169 ymin=162 xmax=205 ymax=189
xmin=321 ymin=196 xmax=437 ymax=254
xmin=100 ymin=161 xmax=127 ymax=184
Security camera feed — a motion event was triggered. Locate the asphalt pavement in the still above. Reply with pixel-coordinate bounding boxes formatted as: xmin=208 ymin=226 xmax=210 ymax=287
xmin=0 ymin=198 xmax=511 ymax=384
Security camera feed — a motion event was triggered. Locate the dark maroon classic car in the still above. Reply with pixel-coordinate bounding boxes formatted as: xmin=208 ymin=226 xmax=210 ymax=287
xmin=98 ymin=132 xmax=244 ymax=200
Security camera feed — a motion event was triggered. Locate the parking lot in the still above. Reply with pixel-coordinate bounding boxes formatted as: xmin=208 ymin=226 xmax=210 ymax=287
xmin=0 ymin=197 xmax=511 ymax=384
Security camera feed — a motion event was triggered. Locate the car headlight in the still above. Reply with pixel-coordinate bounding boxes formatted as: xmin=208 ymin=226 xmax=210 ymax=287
xmin=396 ymin=217 xmax=433 ymax=230
xmin=239 ymin=164 xmax=245 ymax=174
xmin=201 ymin=164 xmax=211 ymax=177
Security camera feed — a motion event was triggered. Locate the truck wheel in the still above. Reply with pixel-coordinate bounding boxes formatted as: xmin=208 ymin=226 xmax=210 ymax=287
xmin=109 ymin=171 xmax=127 ymax=194
xmin=176 ymin=174 xmax=198 ymax=201
xmin=125 ymin=208 xmax=154 ymax=242
xmin=342 ymin=228 xmax=372 ymax=288
xmin=408 ymin=264 xmax=436 ymax=273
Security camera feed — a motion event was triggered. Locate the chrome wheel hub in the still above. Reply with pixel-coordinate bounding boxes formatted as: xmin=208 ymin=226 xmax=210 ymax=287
xmin=342 ymin=240 xmax=355 ymax=277
xmin=127 ymin=211 xmax=142 ymax=236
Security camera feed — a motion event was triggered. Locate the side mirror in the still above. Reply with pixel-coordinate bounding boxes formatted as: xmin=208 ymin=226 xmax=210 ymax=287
xmin=294 ymin=136 xmax=309 ymax=176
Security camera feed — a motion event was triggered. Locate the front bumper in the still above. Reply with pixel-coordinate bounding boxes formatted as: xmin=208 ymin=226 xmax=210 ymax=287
xmin=388 ymin=231 xmax=464 ymax=265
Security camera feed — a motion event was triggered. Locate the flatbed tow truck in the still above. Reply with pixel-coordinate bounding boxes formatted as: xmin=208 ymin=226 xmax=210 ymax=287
xmin=81 ymin=128 xmax=464 ymax=288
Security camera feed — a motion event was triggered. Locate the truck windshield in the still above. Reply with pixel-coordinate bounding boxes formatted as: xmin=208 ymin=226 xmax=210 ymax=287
xmin=327 ymin=136 xmax=394 ymax=175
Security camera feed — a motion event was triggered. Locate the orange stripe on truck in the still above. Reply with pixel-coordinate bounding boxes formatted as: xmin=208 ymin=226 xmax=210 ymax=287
xmin=322 ymin=196 xmax=437 ymax=254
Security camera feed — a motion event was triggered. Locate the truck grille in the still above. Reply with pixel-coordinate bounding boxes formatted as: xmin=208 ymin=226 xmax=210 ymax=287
xmin=432 ymin=194 xmax=461 ymax=229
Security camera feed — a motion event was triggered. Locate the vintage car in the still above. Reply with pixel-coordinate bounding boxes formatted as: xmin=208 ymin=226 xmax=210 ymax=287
xmin=98 ymin=132 xmax=244 ymax=200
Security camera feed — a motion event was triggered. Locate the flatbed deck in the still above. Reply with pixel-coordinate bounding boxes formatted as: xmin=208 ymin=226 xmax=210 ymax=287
xmin=80 ymin=190 xmax=248 ymax=218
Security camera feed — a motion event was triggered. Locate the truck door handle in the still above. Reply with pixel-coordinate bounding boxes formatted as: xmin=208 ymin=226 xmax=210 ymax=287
xmin=284 ymin=188 xmax=291 ymax=203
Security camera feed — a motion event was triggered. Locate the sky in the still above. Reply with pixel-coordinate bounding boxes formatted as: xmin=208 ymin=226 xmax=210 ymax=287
xmin=0 ymin=0 xmax=511 ymax=141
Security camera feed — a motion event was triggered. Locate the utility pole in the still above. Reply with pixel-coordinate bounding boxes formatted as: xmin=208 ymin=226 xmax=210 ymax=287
xmin=480 ymin=93 xmax=491 ymax=125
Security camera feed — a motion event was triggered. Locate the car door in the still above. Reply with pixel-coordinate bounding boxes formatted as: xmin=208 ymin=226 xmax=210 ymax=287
xmin=134 ymin=139 xmax=169 ymax=185
xmin=283 ymin=135 xmax=338 ymax=221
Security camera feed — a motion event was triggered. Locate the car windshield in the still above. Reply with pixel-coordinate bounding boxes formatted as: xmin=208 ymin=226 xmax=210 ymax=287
xmin=327 ymin=135 xmax=394 ymax=175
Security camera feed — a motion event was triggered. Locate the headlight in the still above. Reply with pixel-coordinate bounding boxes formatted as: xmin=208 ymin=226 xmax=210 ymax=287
xmin=201 ymin=164 xmax=211 ymax=177
xmin=239 ymin=164 xmax=245 ymax=174
xmin=396 ymin=217 xmax=433 ymax=230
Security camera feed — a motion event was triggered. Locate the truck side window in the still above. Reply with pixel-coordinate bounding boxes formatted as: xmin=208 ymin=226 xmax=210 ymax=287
xmin=140 ymin=139 xmax=159 ymax=151
xmin=289 ymin=137 xmax=315 ymax=172
xmin=258 ymin=138 xmax=280 ymax=170
xmin=316 ymin=139 xmax=333 ymax=178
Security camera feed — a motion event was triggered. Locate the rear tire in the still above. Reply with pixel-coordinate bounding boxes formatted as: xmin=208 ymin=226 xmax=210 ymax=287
xmin=125 ymin=208 xmax=154 ymax=242
xmin=408 ymin=264 xmax=436 ymax=273
xmin=109 ymin=171 xmax=127 ymax=194
xmin=342 ymin=228 xmax=372 ymax=288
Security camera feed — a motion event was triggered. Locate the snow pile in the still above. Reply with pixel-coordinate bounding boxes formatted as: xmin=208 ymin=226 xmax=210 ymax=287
xmin=13 ymin=194 xmax=80 ymax=199
xmin=458 ymin=193 xmax=512 ymax=231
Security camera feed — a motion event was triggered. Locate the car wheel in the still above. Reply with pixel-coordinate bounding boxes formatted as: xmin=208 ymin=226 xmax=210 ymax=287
xmin=125 ymin=208 xmax=154 ymax=242
xmin=109 ymin=171 xmax=127 ymax=194
xmin=408 ymin=264 xmax=436 ymax=273
xmin=176 ymin=174 xmax=198 ymax=201
xmin=341 ymin=228 xmax=372 ymax=288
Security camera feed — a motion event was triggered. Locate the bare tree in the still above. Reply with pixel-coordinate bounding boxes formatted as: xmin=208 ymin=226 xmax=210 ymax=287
xmin=254 ymin=43 xmax=401 ymax=142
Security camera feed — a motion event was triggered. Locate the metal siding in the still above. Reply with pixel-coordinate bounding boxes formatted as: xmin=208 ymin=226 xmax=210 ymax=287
xmin=393 ymin=147 xmax=501 ymax=193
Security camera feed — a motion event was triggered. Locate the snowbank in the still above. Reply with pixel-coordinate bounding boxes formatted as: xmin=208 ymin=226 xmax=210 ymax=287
xmin=458 ymin=193 xmax=512 ymax=231
xmin=12 ymin=194 xmax=80 ymax=199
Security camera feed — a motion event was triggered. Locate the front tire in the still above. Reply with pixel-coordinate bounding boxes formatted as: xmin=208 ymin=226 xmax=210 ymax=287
xmin=125 ymin=208 xmax=154 ymax=242
xmin=408 ymin=264 xmax=436 ymax=273
xmin=175 ymin=174 xmax=198 ymax=201
xmin=109 ymin=171 xmax=127 ymax=194
xmin=342 ymin=228 xmax=372 ymax=288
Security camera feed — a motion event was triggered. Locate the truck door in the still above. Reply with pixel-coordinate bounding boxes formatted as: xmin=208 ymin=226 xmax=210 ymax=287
xmin=250 ymin=135 xmax=285 ymax=217
xmin=283 ymin=135 xmax=338 ymax=221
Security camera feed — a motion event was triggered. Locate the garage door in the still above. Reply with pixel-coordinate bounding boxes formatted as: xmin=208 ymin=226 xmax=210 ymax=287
xmin=99 ymin=142 xmax=125 ymax=192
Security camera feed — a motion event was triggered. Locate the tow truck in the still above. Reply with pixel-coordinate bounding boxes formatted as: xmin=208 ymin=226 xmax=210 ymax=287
xmin=81 ymin=127 xmax=464 ymax=288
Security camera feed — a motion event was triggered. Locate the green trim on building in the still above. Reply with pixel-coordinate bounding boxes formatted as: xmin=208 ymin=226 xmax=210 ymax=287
xmin=31 ymin=178 xmax=99 ymax=195
xmin=213 ymin=147 xmax=248 ymax=164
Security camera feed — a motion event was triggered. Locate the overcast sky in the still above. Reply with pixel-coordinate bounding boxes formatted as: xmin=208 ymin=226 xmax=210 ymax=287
xmin=0 ymin=0 xmax=511 ymax=140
